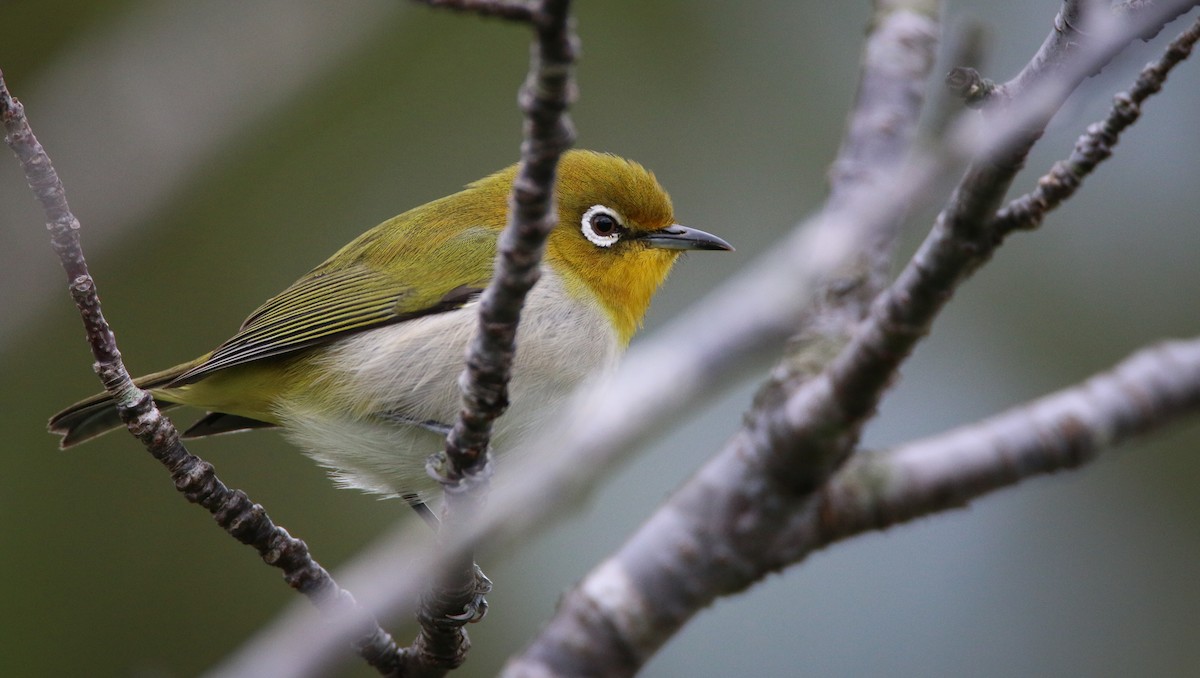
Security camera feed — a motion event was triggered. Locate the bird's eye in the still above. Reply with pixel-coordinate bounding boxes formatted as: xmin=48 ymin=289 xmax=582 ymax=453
xmin=592 ymin=213 xmax=617 ymax=235
xmin=581 ymin=205 xmax=624 ymax=248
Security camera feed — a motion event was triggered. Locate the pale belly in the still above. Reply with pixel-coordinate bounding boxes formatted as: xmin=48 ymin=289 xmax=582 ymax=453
xmin=271 ymin=273 xmax=621 ymax=499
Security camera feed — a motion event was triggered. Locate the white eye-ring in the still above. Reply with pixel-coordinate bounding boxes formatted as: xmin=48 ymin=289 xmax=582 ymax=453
xmin=581 ymin=205 xmax=624 ymax=248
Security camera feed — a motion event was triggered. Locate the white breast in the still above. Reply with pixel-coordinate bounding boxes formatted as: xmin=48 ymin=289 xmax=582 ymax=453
xmin=273 ymin=269 xmax=621 ymax=499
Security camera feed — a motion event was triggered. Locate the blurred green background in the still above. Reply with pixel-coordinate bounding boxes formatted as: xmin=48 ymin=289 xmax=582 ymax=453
xmin=3 ymin=1 xmax=1200 ymax=676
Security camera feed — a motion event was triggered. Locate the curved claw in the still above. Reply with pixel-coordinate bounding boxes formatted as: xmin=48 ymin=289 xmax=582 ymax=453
xmin=442 ymin=564 xmax=494 ymax=623
xmin=446 ymin=596 xmax=488 ymax=623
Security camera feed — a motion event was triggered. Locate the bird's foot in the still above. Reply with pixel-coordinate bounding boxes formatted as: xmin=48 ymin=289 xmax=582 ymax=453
xmin=444 ymin=564 xmax=492 ymax=623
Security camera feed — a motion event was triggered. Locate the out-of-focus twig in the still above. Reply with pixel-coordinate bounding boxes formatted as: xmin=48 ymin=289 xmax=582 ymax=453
xmin=823 ymin=0 xmax=940 ymax=318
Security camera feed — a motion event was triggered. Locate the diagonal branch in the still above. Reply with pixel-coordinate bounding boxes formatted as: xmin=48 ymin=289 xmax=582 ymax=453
xmin=0 ymin=70 xmax=403 ymax=676
xmin=512 ymin=334 xmax=1200 ymax=678
xmin=775 ymin=337 xmax=1200 ymax=561
xmin=993 ymin=13 xmax=1200 ymax=233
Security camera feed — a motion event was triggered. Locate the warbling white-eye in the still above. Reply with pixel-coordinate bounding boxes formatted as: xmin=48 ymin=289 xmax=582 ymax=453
xmin=49 ymin=150 xmax=732 ymax=503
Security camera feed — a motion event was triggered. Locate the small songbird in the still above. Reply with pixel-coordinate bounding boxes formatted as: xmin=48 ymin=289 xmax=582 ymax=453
xmin=49 ymin=150 xmax=732 ymax=504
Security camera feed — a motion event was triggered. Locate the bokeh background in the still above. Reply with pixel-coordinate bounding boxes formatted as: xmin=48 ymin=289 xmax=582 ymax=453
xmin=3 ymin=1 xmax=1200 ymax=676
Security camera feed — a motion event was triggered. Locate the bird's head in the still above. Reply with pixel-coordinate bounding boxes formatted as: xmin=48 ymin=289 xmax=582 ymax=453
xmin=462 ymin=150 xmax=731 ymax=345
xmin=542 ymin=150 xmax=732 ymax=345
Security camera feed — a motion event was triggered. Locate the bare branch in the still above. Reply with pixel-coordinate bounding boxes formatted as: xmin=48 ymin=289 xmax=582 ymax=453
xmin=382 ymin=0 xmax=579 ymax=674
xmin=501 ymin=334 xmax=1200 ymax=673
xmin=778 ymin=337 xmax=1200 ymax=560
xmin=993 ymin=0 xmax=1193 ymax=104
xmin=435 ymin=0 xmax=576 ymax=484
xmin=0 ymin=70 xmax=403 ymax=675
xmin=828 ymin=2 xmax=938 ymax=206
xmin=994 ymin=13 xmax=1200 ymax=233
xmin=763 ymin=0 xmax=1200 ymax=489
xmin=825 ymin=0 xmax=941 ymax=312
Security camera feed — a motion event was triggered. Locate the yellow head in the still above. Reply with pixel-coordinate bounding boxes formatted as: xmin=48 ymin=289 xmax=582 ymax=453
xmin=476 ymin=150 xmax=732 ymax=345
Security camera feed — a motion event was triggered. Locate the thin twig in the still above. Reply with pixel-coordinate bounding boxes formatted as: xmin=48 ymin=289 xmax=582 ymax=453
xmin=994 ymin=13 xmax=1200 ymax=233
xmin=400 ymin=0 xmax=578 ymax=674
xmin=410 ymin=0 xmax=536 ymax=22
xmin=0 ymin=69 xmax=403 ymax=677
xmin=435 ymin=0 xmax=576 ymax=491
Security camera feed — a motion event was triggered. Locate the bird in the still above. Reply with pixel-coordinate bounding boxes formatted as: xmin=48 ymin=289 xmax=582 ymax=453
xmin=49 ymin=150 xmax=732 ymax=507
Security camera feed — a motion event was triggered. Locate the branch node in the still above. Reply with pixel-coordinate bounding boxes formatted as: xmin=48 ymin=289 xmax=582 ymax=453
xmin=944 ymin=66 xmax=996 ymax=107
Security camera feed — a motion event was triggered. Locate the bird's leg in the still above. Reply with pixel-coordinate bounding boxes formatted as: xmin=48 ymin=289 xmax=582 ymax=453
xmin=379 ymin=411 xmax=454 ymax=438
xmin=403 ymin=495 xmax=441 ymax=531
xmin=385 ymin=412 xmax=494 ymax=622
xmin=401 ymin=492 xmax=491 ymax=624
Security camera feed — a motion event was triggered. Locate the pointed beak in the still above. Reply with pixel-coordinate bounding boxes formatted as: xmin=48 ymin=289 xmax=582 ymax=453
xmin=637 ymin=224 xmax=734 ymax=252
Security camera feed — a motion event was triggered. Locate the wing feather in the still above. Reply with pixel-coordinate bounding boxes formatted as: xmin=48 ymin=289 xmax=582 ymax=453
xmin=168 ymin=225 xmax=495 ymax=386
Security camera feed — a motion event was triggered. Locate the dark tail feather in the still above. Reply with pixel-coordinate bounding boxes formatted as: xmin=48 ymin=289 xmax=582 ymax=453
xmin=48 ymin=359 xmax=203 ymax=448
xmin=49 ymin=394 xmax=181 ymax=448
